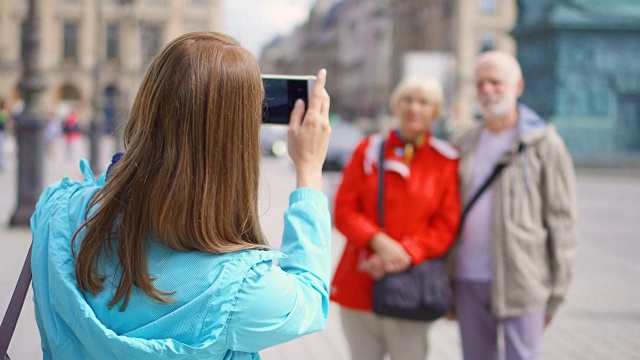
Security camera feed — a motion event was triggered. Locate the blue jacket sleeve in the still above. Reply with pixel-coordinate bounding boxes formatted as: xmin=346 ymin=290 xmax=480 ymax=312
xmin=225 ymin=188 xmax=332 ymax=352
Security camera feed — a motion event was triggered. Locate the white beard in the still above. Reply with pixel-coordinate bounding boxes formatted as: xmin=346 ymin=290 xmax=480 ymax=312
xmin=479 ymin=94 xmax=515 ymax=120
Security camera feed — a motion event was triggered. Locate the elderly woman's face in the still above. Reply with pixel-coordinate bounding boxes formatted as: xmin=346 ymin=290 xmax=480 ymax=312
xmin=395 ymin=89 xmax=437 ymax=140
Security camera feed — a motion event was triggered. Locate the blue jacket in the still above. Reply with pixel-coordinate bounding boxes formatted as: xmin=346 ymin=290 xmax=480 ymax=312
xmin=30 ymin=160 xmax=332 ymax=359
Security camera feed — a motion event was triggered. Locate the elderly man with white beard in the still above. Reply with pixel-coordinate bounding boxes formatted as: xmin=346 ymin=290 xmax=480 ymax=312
xmin=449 ymin=50 xmax=578 ymax=360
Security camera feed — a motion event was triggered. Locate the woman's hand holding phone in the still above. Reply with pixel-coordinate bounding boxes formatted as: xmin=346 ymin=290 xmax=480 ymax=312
xmin=288 ymin=69 xmax=331 ymax=190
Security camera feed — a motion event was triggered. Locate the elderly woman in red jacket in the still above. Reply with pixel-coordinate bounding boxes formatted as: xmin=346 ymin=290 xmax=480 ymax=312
xmin=330 ymin=76 xmax=461 ymax=360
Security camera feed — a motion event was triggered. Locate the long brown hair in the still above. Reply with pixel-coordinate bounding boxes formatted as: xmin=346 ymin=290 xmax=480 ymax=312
xmin=72 ymin=31 xmax=267 ymax=310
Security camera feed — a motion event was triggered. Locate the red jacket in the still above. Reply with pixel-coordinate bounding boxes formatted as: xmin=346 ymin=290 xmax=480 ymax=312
xmin=330 ymin=130 xmax=461 ymax=311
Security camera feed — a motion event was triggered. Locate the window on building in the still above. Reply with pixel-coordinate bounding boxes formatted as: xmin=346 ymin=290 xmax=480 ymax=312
xmin=141 ymin=24 xmax=163 ymax=64
xmin=63 ymin=22 xmax=79 ymax=62
xmin=478 ymin=0 xmax=498 ymax=15
xmin=20 ymin=21 xmax=27 ymax=58
xmin=60 ymin=84 xmax=81 ymax=101
xmin=479 ymin=33 xmax=496 ymax=52
xmin=106 ymin=24 xmax=120 ymax=61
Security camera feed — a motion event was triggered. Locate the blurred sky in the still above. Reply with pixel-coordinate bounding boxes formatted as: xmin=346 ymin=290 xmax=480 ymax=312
xmin=224 ymin=0 xmax=316 ymax=57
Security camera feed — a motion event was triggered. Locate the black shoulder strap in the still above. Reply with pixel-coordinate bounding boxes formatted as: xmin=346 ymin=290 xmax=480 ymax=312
xmin=459 ymin=142 xmax=526 ymax=231
xmin=0 ymin=243 xmax=33 ymax=359
xmin=377 ymin=139 xmax=386 ymax=228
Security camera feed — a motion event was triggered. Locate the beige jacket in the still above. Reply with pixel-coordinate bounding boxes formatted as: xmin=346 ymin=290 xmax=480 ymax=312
xmin=451 ymin=105 xmax=578 ymax=318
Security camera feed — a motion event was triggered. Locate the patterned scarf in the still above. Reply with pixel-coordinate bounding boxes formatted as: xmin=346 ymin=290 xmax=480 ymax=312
xmin=388 ymin=130 xmax=428 ymax=164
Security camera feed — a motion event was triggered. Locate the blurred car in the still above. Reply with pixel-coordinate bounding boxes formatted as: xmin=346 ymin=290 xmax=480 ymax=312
xmin=323 ymin=121 xmax=364 ymax=172
xmin=260 ymin=125 xmax=288 ymax=157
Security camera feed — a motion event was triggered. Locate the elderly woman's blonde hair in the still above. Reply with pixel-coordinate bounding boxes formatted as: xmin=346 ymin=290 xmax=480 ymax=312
xmin=389 ymin=76 xmax=445 ymax=120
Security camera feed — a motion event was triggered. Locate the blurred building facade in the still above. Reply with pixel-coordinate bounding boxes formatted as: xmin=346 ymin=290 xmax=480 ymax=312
xmin=0 ymin=0 xmax=223 ymax=125
xmin=514 ymin=0 xmax=640 ymax=156
xmin=259 ymin=0 xmax=516 ymax=133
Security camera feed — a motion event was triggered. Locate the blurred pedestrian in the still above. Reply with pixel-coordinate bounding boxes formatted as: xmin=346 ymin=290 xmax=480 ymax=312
xmin=44 ymin=109 xmax=64 ymax=157
xmin=62 ymin=109 xmax=82 ymax=160
xmin=450 ymin=50 xmax=578 ymax=360
xmin=331 ymin=76 xmax=461 ymax=360
xmin=30 ymin=31 xmax=332 ymax=359
xmin=0 ymin=99 xmax=9 ymax=171
xmin=103 ymin=102 xmax=117 ymax=136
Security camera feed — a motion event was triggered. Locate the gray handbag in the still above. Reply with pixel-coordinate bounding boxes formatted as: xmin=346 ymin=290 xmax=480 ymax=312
xmin=370 ymin=140 xmax=451 ymax=321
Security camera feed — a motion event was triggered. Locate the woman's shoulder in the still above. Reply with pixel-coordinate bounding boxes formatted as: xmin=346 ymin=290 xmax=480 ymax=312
xmin=31 ymin=161 xmax=105 ymax=267
xmin=427 ymin=136 xmax=459 ymax=161
xmin=229 ymin=248 xmax=285 ymax=268
xmin=32 ymin=162 xmax=102 ymax=217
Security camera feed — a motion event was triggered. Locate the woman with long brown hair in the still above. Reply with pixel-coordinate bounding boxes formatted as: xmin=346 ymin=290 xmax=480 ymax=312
xmin=30 ymin=31 xmax=331 ymax=359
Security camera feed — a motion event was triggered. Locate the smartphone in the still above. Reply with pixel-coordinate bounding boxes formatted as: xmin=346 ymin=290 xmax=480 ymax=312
xmin=261 ymin=75 xmax=316 ymax=125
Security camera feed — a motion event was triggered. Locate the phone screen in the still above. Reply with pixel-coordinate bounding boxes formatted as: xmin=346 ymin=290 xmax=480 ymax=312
xmin=262 ymin=78 xmax=310 ymax=125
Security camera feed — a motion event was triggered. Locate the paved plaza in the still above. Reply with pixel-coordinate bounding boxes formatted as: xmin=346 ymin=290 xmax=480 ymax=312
xmin=1 ymin=136 xmax=639 ymax=359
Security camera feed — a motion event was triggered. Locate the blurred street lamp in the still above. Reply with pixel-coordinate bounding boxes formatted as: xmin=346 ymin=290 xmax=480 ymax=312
xmin=88 ymin=0 xmax=103 ymax=174
xmin=89 ymin=0 xmax=136 ymax=171
xmin=10 ymin=0 xmax=46 ymax=226
xmin=115 ymin=0 xmax=137 ymax=153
